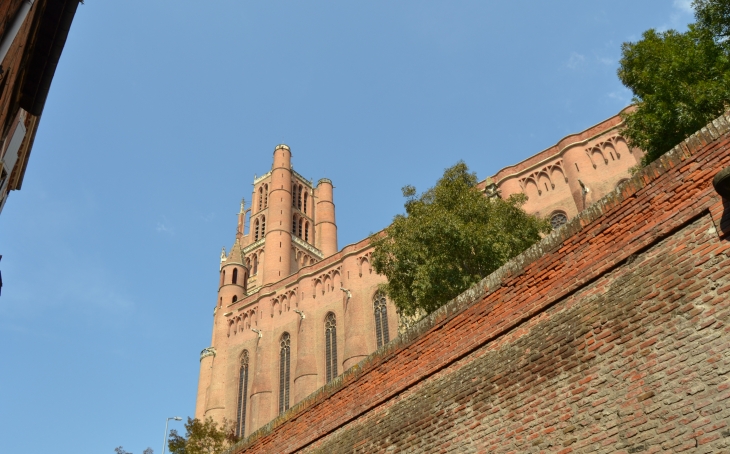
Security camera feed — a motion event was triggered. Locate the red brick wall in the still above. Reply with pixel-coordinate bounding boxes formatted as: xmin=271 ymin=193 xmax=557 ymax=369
xmin=228 ymin=114 xmax=730 ymax=453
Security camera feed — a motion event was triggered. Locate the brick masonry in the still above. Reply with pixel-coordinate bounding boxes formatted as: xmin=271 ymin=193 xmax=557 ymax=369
xmin=226 ymin=113 xmax=730 ymax=453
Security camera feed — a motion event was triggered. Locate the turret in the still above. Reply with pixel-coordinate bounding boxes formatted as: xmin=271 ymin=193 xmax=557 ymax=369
xmin=314 ymin=178 xmax=337 ymax=257
xmin=219 ymin=240 xmax=248 ymax=307
xmin=263 ymin=145 xmax=293 ymax=285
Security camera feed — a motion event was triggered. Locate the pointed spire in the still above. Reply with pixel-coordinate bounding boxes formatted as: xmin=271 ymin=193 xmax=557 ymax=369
xmin=226 ymin=239 xmax=245 ymax=266
xmin=237 ymin=198 xmax=246 ymax=240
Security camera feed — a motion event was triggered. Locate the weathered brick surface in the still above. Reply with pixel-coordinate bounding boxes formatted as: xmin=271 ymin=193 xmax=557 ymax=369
xmin=227 ymin=116 xmax=730 ymax=453
xmin=301 ymin=214 xmax=730 ymax=453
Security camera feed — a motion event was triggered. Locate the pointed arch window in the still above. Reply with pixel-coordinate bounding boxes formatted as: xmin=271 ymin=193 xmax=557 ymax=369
xmin=264 ymin=184 xmax=269 ymax=208
xmin=298 ymin=218 xmax=303 ymax=238
xmin=325 ymin=313 xmax=337 ymax=382
xmin=550 ymin=211 xmax=568 ymax=230
xmin=374 ymin=292 xmax=390 ymax=348
xmin=304 ymin=222 xmax=309 ymax=242
xmin=252 ymin=255 xmax=258 ymax=275
xmin=254 ymin=220 xmax=260 ymax=241
xmin=258 ymin=187 xmax=263 ymax=211
xmin=279 ymin=333 xmax=291 ymax=414
xmin=236 ymin=350 xmax=250 ymax=438
xmin=232 ymin=268 xmax=238 ymax=285
xmin=261 ymin=216 xmax=266 ymax=237
xmin=298 ymin=185 xmax=303 ymax=210
xmin=303 ymin=192 xmax=308 ymax=214
xmin=221 ymin=270 xmax=226 ymax=287
xmin=292 ymin=214 xmax=297 ymax=235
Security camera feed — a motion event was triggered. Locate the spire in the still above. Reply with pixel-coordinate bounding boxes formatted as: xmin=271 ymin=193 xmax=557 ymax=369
xmin=226 ymin=239 xmax=245 ymax=266
xmin=237 ymin=198 xmax=246 ymax=240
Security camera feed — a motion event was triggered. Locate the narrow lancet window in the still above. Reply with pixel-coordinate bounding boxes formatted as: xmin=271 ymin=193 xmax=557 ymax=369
xmin=279 ymin=332 xmax=291 ymax=414
xmin=236 ymin=350 xmax=250 ymax=438
xmin=232 ymin=268 xmax=238 ymax=285
xmin=374 ymin=292 xmax=390 ymax=348
xmin=325 ymin=313 xmax=338 ymax=382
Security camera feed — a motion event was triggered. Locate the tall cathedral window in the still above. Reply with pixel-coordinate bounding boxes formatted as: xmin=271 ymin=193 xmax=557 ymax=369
xmin=325 ymin=313 xmax=337 ymax=383
xmin=304 ymin=222 xmax=309 ymax=242
xmin=279 ymin=332 xmax=291 ymax=414
xmin=252 ymin=255 xmax=258 ymax=275
xmin=264 ymin=184 xmax=269 ymax=208
xmin=374 ymin=292 xmax=390 ymax=348
xmin=298 ymin=218 xmax=303 ymax=238
xmin=232 ymin=268 xmax=238 ymax=285
xmin=303 ymin=192 xmax=308 ymax=214
xmin=261 ymin=216 xmax=266 ymax=237
xmin=297 ymin=184 xmax=303 ymax=210
xmin=292 ymin=215 xmax=297 ymax=235
xmin=258 ymin=187 xmax=263 ymax=211
xmin=236 ymin=350 xmax=250 ymax=438
xmin=254 ymin=220 xmax=260 ymax=241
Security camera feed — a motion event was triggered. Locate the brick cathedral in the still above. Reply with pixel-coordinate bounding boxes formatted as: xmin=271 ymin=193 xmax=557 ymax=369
xmin=195 ymin=107 xmax=645 ymax=438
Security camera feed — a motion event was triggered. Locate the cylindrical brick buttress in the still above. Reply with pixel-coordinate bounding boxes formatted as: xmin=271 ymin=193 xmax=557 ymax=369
xmin=263 ymin=145 xmax=293 ymax=285
xmin=314 ymin=178 xmax=337 ymax=257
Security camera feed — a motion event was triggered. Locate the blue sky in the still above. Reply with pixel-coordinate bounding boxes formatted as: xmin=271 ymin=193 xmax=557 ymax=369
xmin=0 ymin=1 xmax=693 ymax=452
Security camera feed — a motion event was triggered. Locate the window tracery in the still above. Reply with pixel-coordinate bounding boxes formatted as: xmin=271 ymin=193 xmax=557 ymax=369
xmin=279 ymin=333 xmax=291 ymax=414
xmin=236 ymin=350 xmax=249 ymax=438
xmin=325 ymin=313 xmax=337 ymax=383
xmin=550 ymin=211 xmax=568 ymax=229
xmin=374 ymin=292 xmax=390 ymax=348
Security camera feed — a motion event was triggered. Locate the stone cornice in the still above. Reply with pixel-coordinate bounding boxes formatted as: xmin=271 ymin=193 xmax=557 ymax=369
xmin=253 ymin=171 xmax=272 ymax=185
xmin=243 ymin=238 xmax=265 ymax=255
xmin=292 ymin=236 xmax=324 ymax=259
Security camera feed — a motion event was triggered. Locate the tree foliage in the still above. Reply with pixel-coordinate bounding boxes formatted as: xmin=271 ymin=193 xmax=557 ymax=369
xmin=114 ymin=446 xmax=153 ymax=454
xmin=695 ymin=0 xmax=730 ymax=43
xmin=370 ymin=162 xmax=550 ymax=318
xmin=168 ymin=417 xmax=238 ymax=454
xmin=618 ymin=0 xmax=730 ymax=166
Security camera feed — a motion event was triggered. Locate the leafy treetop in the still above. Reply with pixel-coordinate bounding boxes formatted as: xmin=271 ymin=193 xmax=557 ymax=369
xmin=168 ymin=417 xmax=239 ymax=454
xmin=618 ymin=0 xmax=730 ymax=166
xmin=370 ymin=162 xmax=550 ymax=319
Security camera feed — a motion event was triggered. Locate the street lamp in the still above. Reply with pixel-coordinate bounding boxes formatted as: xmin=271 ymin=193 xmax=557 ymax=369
xmin=162 ymin=416 xmax=182 ymax=454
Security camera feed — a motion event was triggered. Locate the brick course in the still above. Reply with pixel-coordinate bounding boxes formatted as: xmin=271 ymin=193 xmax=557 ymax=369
xmin=226 ymin=113 xmax=730 ymax=453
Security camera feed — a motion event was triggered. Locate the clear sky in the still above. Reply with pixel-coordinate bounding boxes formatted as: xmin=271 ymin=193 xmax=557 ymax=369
xmin=0 ymin=1 xmax=694 ymax=453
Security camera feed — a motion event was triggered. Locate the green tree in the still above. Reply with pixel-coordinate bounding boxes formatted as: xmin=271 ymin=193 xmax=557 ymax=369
xmin=114 ymin=446 xmax=153 ymax=454
xmin=370 ymin=162 xmax=550 ymax=319
xmin=618 ymin=1 xmax=730 ymax=167
xmin=694 ymin=0 xmax=730 ymax=43
xmin=167 ymin=417 xmax=238 ymax=454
